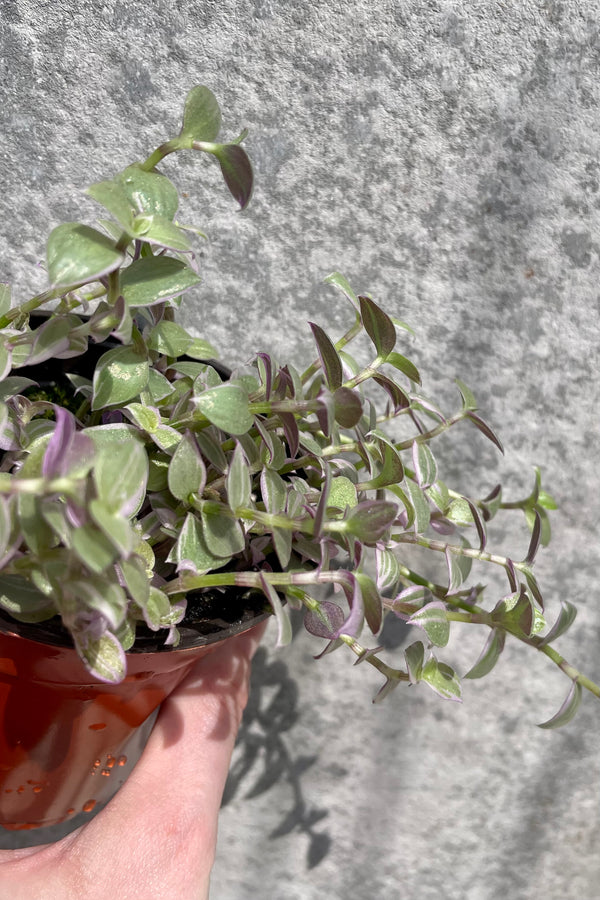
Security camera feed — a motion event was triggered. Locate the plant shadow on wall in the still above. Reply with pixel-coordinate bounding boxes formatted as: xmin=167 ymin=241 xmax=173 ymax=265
xmin=222 ymin=620 xmax=332 ymax=870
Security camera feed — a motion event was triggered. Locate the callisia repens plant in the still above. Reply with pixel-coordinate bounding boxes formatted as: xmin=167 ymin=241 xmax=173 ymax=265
xmin=0 ymin=87 xmax=596 ymax=728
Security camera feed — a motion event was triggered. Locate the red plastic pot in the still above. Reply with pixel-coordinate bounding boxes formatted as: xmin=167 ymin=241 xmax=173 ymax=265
xmin=0 ymin=599 xmax=269 ymax=833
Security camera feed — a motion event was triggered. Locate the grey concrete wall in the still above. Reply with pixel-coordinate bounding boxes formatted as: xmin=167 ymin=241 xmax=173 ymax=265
xmin=2 ymin=2 xmax=600 ymax=898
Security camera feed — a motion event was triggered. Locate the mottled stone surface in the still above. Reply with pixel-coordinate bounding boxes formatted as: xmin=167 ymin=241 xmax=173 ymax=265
xmin=1 ymin=2 xmax=600 ymax=897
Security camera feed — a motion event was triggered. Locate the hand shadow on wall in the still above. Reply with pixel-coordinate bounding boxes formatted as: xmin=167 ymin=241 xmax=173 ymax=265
xmin=221 ymin=644 xmax=331 ymax=870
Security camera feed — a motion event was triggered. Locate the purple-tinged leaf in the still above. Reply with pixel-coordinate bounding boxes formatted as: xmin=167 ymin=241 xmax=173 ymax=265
xmin=280 ymin=411 xmax=300 ymax=459
xmin=505 ymin=558 xmax=518 ymax=593
xmin=412 ymin=440 xmax=437 ymax=489
xmin=481 ymin=483 xmax=502 ymax=521
xmin=304 ymin=600 xmax=345 ymax=639
xmin=466 ymin=498 xmax=487 ymax=552
xmin=260 ymin=575 xmax=291 ymax=648
xmin=256 ymin=353 xmax=273 ymax=400
xmin=465 ymin=412 xmax=504 ymax=454
xmin=410 ymin=396 xmax=446 ymax=423
xmin=538 ymin=599 xmax=577 ymax=647
xmin=421 ymin=657 xmax=462 ymax=702
xmin=344 ymin=500 xmax=398 ymax=543
xmin=404 ymin=640 xmax=425 ymax=683
xmin=464 ymin=628 xmax=506 ymax=679
xmin=313 ymin=387 xmax=334 ymax=438
xmin=356 ymin=572 xmax=383 ymax=634
xmin=332 ymin=573 xmax=364 ymax=639
xmin=254 ymin=416 xmax=275 ymax=464
xmin=389 ymin=585 xmax=432 ymax=617
xmin=538 ymin=680 xmax=582 ymax=730
xmin=372 ymin=373 xmax=410 ymax=413
xmin=522 ymin=565 xmax=545 ymax=610
xmin=214 ymin=143 xmax=254 ymax=210
xmin=430 ymin=517 xmax=455 ymax=535
xmin=385 ymin=351 xmax=421 ymax=384
xmin=333 ymin=386 xmax=363 ymax=428
xmin=358 ymin=295 xmax=396 ymax=357
xmin=309 ymin=322 xmax=343 ymax=390
xmin=42 ymin=407 xmax=76 ymax=478
xmin=408 ymin=601 xmax=450 ymax=647
xmin=524 ymin=510 xmax=542 ymax=564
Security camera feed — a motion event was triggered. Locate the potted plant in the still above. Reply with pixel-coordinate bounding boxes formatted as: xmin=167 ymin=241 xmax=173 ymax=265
xmin=0 ymin=86 xmax=597 ymax=834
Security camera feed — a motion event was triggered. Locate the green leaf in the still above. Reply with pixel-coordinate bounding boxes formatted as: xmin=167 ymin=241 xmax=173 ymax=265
xmin=118 ymin=555 xmax=150 ymax=606
xmin=0 ymin=575 xmax=55 ymax=623
xmin=120 ymin=256 xmax=201 ymax=308
xmin=47 ymin=224 xmax=124 ymax=289
xmin=168 ymin=431 xmax=206 ymax=501
xmin=309 ymin=322 xmax=343 ymax=390
xmin=200 ymin=504 xmax=245 ymax=557
xmin=492 ymin=588 xmax=534 ymax=637
xmin=74 ymin=631 xmax=126 ymax=684
xmin=115 ymin=164 xmax=179 ymax=220
xmin=195 ymin=383 xmax=254 ymax=435
xmin=124 ymin=402 xmax=161 ymax=433
xmin=426 ymin=480 xmax=450 ymax=514
xmin=0 ymin=284 xmax=11 ymax=317
xmin=445 ymin=541 xmax=472 ymax=592
xmin=17 ymin=494 xmax=55 ymax=555
xmin=132 ymin=214 xmax=191 ymax=252
xmin=260 ymin=575 xmax=291 ymax=648
xmin=405 ymin=480 xmax=431 ymax=533
xmin=87 ymin=180 xmax=135 ymax=232
xmin=185 ymin=337 xmax=219 ymax=360
xmin=343 ymin=500 xmax=398 ymax=542
xmin=323 ymin=271 xmax=359 ymax=307
xmin=412 ymin=441 xmax=437 ymax=489
xmin=260 ymin=466 xmax=286 ymax=514
xmin=147 ymin=321 xmax=193 ymax=357
xmin=89 ymin=500 xmax=135 ymax=555
xmin=464 ymin=628 xmax=506 ymax=679
xmin=386 ymin=351 xmax=421 ymax=384
xmin=404 ymin=640 xmax=425 ymax=683
xmin=179 ymin=85 xmax=221 ymax=142
xmin=92 ymin=344 xmax=149 ymax=409
xmin=358 ymin=441 xmax=404 ymax=491
xmin=421 ymin=658 xmax=462 ymax=702
xmin=167 ymin=511 xmax=226 ymax=572
xmin=328 ymin=476 xmax=358 ymax=514
xmin=359 ymin=295 xmax=396 ymax=357
xmin=409 ymin=602 xmax=450 ymax=647
xmin=72 ymin=524 xmax=119 ymax=573
xmin=455 ymin=378 xmax=477 ymax=411
xmin=538 ymin=599 xmax=577 ymax=647
xmin=446 ymin=497 xmax=474 ymax=527
xmin=538 ymin=680 xmax=583 ymax=729
xmin=226 ymin=442 xmax=251 ymax=511
xmin=375 ymin=547 xmax=401 ymax=594
xmin=93 ymin=441 xmax=148 ymax=516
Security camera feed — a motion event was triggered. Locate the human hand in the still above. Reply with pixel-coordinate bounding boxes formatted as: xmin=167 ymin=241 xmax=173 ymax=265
xmin=0 ymin=621 xmax=267 ymax=900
